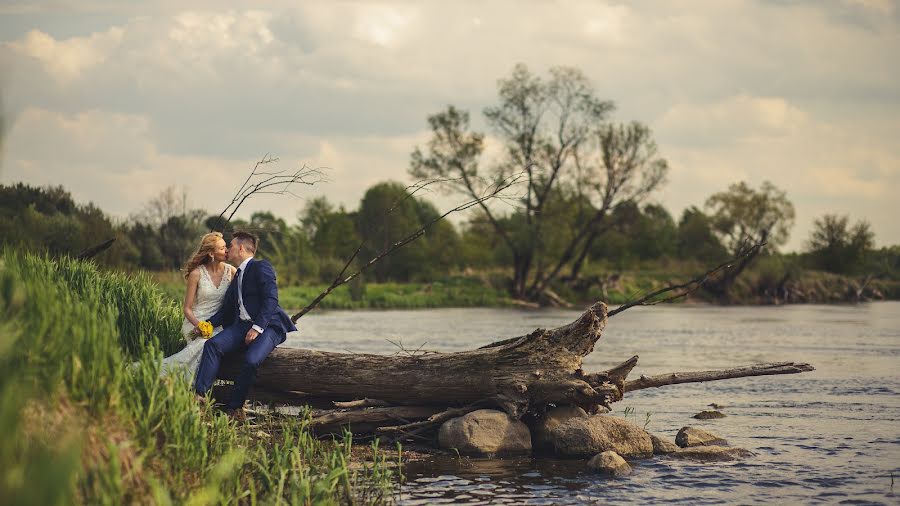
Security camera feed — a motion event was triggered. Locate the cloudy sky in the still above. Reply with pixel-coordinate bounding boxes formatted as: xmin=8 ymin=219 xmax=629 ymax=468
xmin=1 ymin=0 xmax=898 ymax=251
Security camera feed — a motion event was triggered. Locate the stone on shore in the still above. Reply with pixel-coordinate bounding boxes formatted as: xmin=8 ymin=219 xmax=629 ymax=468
xmin=541 ymin=415 xmax=653 ymax=458
xmin=587 ymin=451 xmax=632 ymax=476
xmin=675 ymin=427 xmax=728 ymax=447
xmin=692 ymin=410 xmax=726 ymax=419
xmin=532 ymin=405 xmax=588 ymax=451
xmin=669 ymin=446 xmax=755 ymax=462
xmin=650 ymin=434 xmax=679 ymax=454
xmin=437 ymin=409 xmax=532 ymax=456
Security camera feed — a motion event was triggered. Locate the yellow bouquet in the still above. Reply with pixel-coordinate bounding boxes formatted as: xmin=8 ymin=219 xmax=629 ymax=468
xmin=197 ymin=321 xmax=214 ymax=339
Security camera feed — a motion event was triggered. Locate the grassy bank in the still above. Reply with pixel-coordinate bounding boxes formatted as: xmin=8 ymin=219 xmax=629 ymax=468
xmin=153 ymin=271 xmax=514 ymax=311
xmin=151 ymin=261 xmax=900 ymax=313
xmin=1 ymin=250 xmax=399 ymax=504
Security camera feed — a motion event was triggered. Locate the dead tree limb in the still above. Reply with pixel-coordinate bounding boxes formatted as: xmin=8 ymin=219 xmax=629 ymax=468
xmin=215 ymin=155 xmax=326 ymax=227
xmin=623 ymin=362 xmax=815 ymax=393
xmin=76 ymin=237 xmax=116 ymax=260
xmin=607 ymin=240 xmax=767 ymax=317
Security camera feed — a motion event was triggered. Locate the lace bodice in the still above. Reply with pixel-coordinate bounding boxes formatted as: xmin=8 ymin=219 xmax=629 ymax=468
xmin=180 ymin=264 xmax=234 ymax=338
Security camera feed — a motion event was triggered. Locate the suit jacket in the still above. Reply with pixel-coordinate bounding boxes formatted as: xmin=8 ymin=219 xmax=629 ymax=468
xmin=208 ymin=258 xmax=297 ymax=339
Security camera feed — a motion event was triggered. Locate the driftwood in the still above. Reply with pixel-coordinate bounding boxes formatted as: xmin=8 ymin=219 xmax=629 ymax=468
xmin=218 ymin=302 xmax=814 ymax=435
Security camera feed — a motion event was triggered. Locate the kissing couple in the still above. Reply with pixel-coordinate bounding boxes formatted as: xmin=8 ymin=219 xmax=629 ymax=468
xmin=162 ymin=230 xmax=296 ymax=420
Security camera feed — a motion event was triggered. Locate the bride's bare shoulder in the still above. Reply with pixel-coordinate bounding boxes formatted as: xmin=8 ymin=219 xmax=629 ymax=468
xmin=186 ymin=268 xmax=202 ymax=283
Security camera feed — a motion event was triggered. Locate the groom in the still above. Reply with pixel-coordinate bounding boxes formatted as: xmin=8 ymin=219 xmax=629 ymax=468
xmin=194 ymin=231 xmax=297 ymax=418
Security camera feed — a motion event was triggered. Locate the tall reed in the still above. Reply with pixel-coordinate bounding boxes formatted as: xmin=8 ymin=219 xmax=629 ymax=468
xmin=0 ymin=249 xmax=399 ymax=504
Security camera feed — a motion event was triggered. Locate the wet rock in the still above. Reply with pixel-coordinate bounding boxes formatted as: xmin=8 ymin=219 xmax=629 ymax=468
xmin=587 ymin=450 xmax=632 ymax=476
xmin=692 ymin=410 xmax=726 ymax=420
xmin=675 ymin=427 xmax=727 ymax=447
xmin=544 ymin=415 xmax=653 ymax=458
xmin=532 ymin=405 xmax=588 ymax=451
xmin=437 ymin=409 xmax=532 ymax=456
xmin=650 ymin=434 xmax=679 ymax=454
xmin=669 ymin=446 xmax=755 ymax=462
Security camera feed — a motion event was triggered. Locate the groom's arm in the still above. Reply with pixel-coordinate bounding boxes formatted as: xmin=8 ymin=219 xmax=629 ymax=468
xmin=252 ymin=260 xmax=280 ymax=332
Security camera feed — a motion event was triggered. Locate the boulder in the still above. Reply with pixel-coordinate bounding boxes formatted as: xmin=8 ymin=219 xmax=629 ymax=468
xmin=675 ymin=427 xmax=727 ymax=447
xmin=532 ymin=405 xmax=588 ymax=451
xmin=543 ymin=415 xmax=653 ymax=458
xmin=588 ymin=451 xmax=632 ymax=476
xmin=437 ymin=409 xmax=532 ymax=456
xmin=649 ymin=434 xmax=679 ymax=454
xmin=692 ymin=410 xmax=726 ymax=420
xmin=669 ymin=446 xmax=754 ymax=462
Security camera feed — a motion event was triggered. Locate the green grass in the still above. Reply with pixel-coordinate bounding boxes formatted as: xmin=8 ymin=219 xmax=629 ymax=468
xmin=1 ymin=249 xmax=400 ymax=504
xmin=153 ymin=271 xmax=514 ymax=311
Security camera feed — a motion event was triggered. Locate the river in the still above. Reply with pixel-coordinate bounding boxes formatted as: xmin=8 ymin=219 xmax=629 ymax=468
xmin=285 ymin=302 xmax=900 ymax=504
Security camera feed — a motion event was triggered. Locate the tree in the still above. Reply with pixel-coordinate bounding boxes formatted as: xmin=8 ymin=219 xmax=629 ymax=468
xmin=805 ymin=214 xmax=874 ymax=274
xmin=356 ymin=182 xmax=456 ymax=282
xmin=704 ymin=181 xmax=795 ymax=297
xmin=0 ymin=183 xmax=135 ymax=267
xmin=676 ymin=206 xmax=728 ymax=263
xmin=411 ymin=64 xmax=666 ymax=300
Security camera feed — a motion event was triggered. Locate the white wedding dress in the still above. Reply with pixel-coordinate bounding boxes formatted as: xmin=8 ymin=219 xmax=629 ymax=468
xmin=160 ymin=264 xmax=235 ymax=381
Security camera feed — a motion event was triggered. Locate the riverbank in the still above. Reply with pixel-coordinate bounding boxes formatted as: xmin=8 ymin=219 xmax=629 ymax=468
xmin=1 ymin=250 xmax=400 ymax=504
xmin=151 ymin=268 xmax=899 ymax=311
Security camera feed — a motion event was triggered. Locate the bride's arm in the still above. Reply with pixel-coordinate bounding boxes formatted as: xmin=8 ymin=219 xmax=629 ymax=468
xmin=183 ymin=269 xmax=202 ymax=327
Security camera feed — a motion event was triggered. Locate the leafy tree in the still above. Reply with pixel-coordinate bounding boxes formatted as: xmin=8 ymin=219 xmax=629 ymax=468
xmin=706 ymin=181 xmax=795 ymax=255
xmin=411 ymin=64 xmax=666 ymax=300
xmin=299 ymin=197 xmax=361 ymax=282
xmin=0 ymin=183 xmax=134 ymax=266
xmin=805 ymin=214 xmax=874 ymax=274
xmin=677 ymin=206 xmax=728 ymax=263
xmin=356 ymin=182 xmax=429 ymax=282
xmin=704 ymin=181 xmax=795 ymax=297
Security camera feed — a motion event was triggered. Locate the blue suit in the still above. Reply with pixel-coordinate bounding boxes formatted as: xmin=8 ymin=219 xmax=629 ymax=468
xmin=194 ymin=258 xmax=297 ymax=409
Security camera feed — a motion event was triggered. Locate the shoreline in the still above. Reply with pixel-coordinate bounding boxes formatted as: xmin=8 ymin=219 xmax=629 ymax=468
xmin=151 ymin=270 xmax=899 ymax=311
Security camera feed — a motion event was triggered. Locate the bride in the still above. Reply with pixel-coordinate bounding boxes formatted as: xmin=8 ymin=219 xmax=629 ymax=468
xmin=161 ymin=231 xmax=236 ymax=380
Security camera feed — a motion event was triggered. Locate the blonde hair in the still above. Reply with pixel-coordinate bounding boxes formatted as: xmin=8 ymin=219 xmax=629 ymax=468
xmin=181 ymin=232 xmax=224 ymax=279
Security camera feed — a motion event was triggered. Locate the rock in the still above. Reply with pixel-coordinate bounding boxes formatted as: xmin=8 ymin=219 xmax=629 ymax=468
xmin=532 ymin=405 xmax=588 ymax=451
xmin=587 ymin=451 xmax=632 ymax=476
xmin=543 ymin=415 xmax=653 ymax=458
xmin=669 ymin=446 xmax=754 ymax=462
xmin=437 ymin=409 xmax=532 ymax=456
xmin=692 ymin=410 xmax=726 ymax=419
xmin=675 ymin=427 xmax=727 ymax=448
xmin=707 ymin=403 xmax=726 ymax=410
xmin=649 ymin=434 xmax=679 ymax=454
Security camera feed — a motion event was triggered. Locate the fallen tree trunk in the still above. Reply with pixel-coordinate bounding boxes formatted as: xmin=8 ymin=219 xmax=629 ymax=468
xmin=223 ymin=302 xmax=622 ymax=417
xmin=219 ymin=301 xmax=815 ymax=424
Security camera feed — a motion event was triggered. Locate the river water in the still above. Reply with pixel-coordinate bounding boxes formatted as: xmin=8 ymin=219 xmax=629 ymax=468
xmin=285 ymin=302 xmax=900 ymax=504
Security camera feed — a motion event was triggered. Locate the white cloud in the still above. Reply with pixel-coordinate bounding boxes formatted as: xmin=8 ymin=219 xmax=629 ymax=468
xmin=8 ymin=27 xmax=122 ymax=84
xmin=0 ymin=1 xmax=898 ymax=249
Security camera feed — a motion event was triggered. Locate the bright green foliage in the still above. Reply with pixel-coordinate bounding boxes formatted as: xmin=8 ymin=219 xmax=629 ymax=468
xmin=0 ymin=250 xmax=399 ymax=504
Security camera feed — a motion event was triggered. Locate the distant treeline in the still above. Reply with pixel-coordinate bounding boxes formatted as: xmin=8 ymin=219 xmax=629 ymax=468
xmin=2 ymin=181 xmax=897 ymax=293
xmin=5 ymin=63 xmax=899 ymax=304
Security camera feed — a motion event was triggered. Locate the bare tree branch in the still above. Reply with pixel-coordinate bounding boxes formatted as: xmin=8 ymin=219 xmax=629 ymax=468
xmin=76 ymin=237 xmax=116 ymax=260
xmin=215 ymin=155 xmax=327 ymax=227
xmin=607 ymin=240 xmax=767 ymax=317
xmin=624 ymin=361 xmax=815 ymax=392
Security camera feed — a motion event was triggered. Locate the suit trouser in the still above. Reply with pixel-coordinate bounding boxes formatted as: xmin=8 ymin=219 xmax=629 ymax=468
xmin=194 ymin=321 xmax=283 ymax=410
